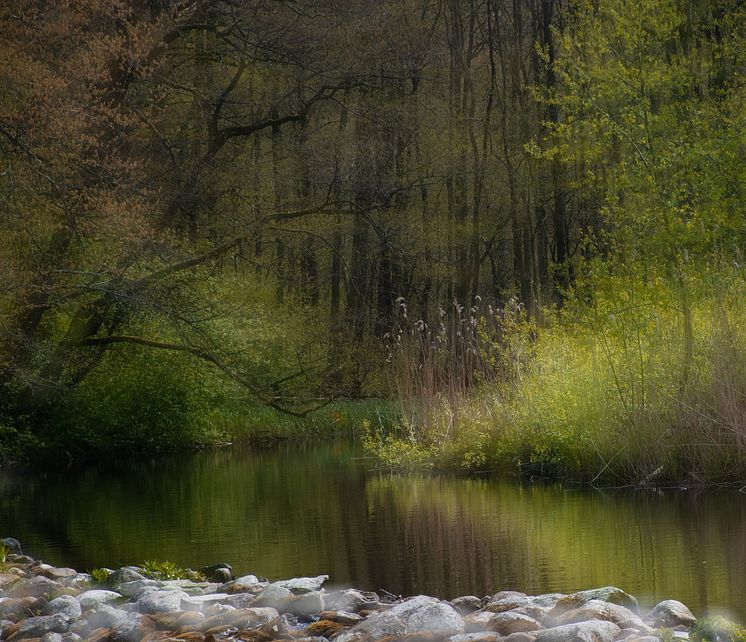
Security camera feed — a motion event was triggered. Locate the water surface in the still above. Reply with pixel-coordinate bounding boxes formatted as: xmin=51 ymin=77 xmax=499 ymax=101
xmin=1 ymin=439 xmax=744 ymax=620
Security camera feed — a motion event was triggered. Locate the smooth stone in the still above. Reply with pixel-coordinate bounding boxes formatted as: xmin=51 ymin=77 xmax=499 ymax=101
xmin=550 ymin=588 xmax=638 ymax=616
xmin=451 ymin=596 xmax=484 ymax=615
xmin=40 ymin=633 xmax=64 ymax=642
xmin=10 ymin=613 xmax=69 ymax=639
xmin=41 ymin=568 xmax=77 ymax=581
xmin=76 ymin=590 xmax=122 ymax=609
xmin=335 ymin=595 xmax=464 ymax=642
xmin=465 ymin=611 xmax=499 ymax=632
xmin=12 ymin=576 xmax=63 ymax=599
xmin=324 ymin=589 xmax=379 ymax=612
xmin=109 ymin=612 xmax=155 ymax=642
xmin=274 ymin=575 xmax=329 ymax=594
xmin=116 ymin=580 xmax=160 ymax=600
xmin=222 ymin=574 xmax=267 ymax=594
xmin=644 ymin=600 xmax=697 ymax=628
xmin=84 ymin=603 xmax=129 ymax=630
xmin=1 ymin=538 xmax=22 ymax=554
xmin=106 ymin=567 xmax=146 ymax=589
xmin=200 ymin=563 xmax=233 ymax=583
xmin=180 ymin=593 xmax=232 ymax=611
xmin=7 ymin=555 xmax=35 ymax=565
xmin=44 ymin=596 xmax=82 ymax=620
xmin=135 ymin=589 xmax=189 ymax=614
xmin=321 ymin=610 xmax=364 ymax=625
xmin=533 ymin=620 xmax=620 ymax=642
xmin=488 ymin=611 xmax=543 ymax=635
xmin=0 ymin=597 xmax=27 ymax=621
xmin=252 ymin=584 xmax=324 ymax=615
xmin=552 ymin=599 xmax=640 ymax=625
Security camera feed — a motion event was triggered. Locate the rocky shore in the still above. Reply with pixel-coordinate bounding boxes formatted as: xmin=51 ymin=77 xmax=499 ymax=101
xmin=0 ymin=538 xmax=709 ymax=642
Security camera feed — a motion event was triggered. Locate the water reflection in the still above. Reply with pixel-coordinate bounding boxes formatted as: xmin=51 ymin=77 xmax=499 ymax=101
xmin=1 ymin=440 xmax=744 ymax=620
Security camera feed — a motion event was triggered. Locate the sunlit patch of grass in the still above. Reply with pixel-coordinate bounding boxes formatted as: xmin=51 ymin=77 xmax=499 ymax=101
xmin=372 ymin=276 xmax=746 ymax=484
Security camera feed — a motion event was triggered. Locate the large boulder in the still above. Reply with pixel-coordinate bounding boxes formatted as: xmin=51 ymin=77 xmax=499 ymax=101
xmin=324 ymin=589 xmax=379 ymax=612
xmin=534 ymin=620 xmax=620 ymax=642
xmin=76 ymin=590 xmax=122 ymax=610
xmin=106 ymin=567 xmax=146 ymax=590
xmin=11 ymin=576 xmax=63 ymax=599
xmin=274 ymin=575 xmax=328 ymax=594
xmin=252 ymin=583 xmax=324 ymax=615
xmin=335 ymin=595 xmax=464 ymax=642
xmin=200 ymin=562 xmax=234 ymax=583
xmin=44 ymin=596 xmax=82 ymax=620
xmin=7 ymin=613 xmax=69 ymax=640
xmin=644 ymin=600 xmax=697 ymax=628
xmin=552 ymin=599 xmax=640 ymax=626
xmin=549 ymin=587 xmax=638 ymax=617
xmin=135 ymin=589 xmax=189 ymax=614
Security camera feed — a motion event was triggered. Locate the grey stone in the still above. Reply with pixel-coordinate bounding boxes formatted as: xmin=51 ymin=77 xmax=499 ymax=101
xmin=44 ymin=596 xmax=82 ymax=619
xmin=12 ymin=575 xmax=63 ymax=599
xmin=1 ymin=537 xmax=22 ymax=554
xmin=40 ymin=633 xmax=64 ymax=642
xmin=550 ymin=588 xmax=638 ymax=616
xmin=107 ymin=567 xmax=146 ymax=588
xmin=274 ymin=575 xmax=329 ymax=594
xmin=534 ymin=620 xmax=620 ymax=642
xmin=644 ymin=600 xmax=697 ymax=628
xmin=324 ymin=589 xmax=379 ymax=612
xmin=200 ymin=563 xmax=233 ymax=582
xmin=335 ymin=595 xmax=464 ymax=642
xmin=222 ymin=574 xmax=267 ymax=593
xmin=76 ymin=589 xmax=122 ymax=609
xmin=13 ymin=614 xmax=69 ymax=639
xmin=180 ymin=592 xmax=232 ymax=611
xmin=552 ymin=599 xmax=640 ymax=626
xmin=117 ymin=579 xmax=160 ymax=599
xmin=84 ymin=603 xmax=129 ymax=630
xmin=451 ymin=596 xmax=484 ymax=615
xmin=135 ymin=589 xmax=189 ymax=614
xmin=0 ymin=597 xmax=28 ymax=620
xmin=110 ymin=612 xmax=156 ymax=642
xmin=487 ymin=611 xmax=542 ymax=635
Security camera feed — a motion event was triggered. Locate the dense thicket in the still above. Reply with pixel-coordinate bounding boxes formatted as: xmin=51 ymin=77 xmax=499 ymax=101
xmin=0 ymin=0 xmax=743 ymax=471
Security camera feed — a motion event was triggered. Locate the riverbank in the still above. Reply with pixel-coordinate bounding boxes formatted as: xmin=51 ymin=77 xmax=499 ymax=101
xmin=0 ymin=538 xmax=741 ymax=642
xmin=0 ymin=400 xmax=389 ymax=470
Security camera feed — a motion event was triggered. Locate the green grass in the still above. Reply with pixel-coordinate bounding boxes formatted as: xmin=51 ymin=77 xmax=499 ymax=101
xmin=369 ymin=276 xmax=746 ymax=484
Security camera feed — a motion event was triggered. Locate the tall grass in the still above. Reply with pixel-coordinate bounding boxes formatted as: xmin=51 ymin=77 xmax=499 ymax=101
xmin=369 ymin=280 xmax=746 ymax=483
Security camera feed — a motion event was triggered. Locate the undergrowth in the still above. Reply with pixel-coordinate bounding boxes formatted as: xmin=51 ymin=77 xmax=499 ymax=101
xmin=367 ymin=273 xmax=746 ymax=484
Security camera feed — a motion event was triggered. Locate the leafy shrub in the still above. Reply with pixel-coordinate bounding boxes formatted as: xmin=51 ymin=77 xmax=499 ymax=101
xmin=693 ymin=617 xmax=746 ymax=642
xmin=140 ymin=560 xmax=191 ymax=580
xmin=89 ymin=568 xmax=112 ymax=584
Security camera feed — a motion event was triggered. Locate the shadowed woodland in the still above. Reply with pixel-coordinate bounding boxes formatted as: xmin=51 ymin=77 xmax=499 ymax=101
xmin=0 ymin=0 xmax=745 ymax=481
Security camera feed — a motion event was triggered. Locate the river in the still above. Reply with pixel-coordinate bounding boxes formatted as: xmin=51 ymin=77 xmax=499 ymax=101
xmin=1 ymin=439 xmax=744 ymax=621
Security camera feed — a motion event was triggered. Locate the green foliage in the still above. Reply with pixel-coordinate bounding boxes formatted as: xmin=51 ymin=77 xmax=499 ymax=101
xmin=693 ymin=617 xmax=746 ymax=642
xmin=140 ymin=560 xmax=191 ymax=580
xmin=0 ymin=542 xmax=8 ymax=564
xmin=89 ymin=568 xmax=112 ymax=584
xmin=375 ymin=276 xmax=746 ymax=482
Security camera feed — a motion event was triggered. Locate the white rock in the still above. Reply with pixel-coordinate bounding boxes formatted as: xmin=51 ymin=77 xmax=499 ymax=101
xmin=136 ymin=589 xmax=189 ymax=614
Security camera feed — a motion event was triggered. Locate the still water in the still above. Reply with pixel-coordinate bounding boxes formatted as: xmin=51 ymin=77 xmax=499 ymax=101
xmin=1 ymin=439 xmax=745 ymax=620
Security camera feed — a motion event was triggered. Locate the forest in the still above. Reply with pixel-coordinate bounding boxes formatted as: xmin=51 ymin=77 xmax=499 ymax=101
xmin=1 ymin=0 xmax=745 ymax=483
